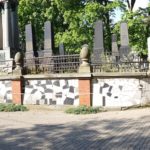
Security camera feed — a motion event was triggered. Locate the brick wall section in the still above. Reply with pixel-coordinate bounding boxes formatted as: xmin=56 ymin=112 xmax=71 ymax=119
xmin=12 ymin=80 xmax=22 ymax=104
xmin=79 ymin=79 xmax=91 ymax=106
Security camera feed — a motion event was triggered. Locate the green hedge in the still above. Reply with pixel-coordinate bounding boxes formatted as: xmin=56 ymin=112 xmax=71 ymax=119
xmin=0 ymin=104 xmax=28 ymax=112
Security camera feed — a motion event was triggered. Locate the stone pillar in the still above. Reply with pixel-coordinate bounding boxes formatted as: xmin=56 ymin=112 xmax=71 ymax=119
xmin=2 ymin=4 xmax=5 ymax=49
xmin=1 ymin=1 xmax=13 ymax=60
xmin=3 ymin=1 xmax=11 ymax=50
xmin=12 ymin=77 xmax=22 ymax=104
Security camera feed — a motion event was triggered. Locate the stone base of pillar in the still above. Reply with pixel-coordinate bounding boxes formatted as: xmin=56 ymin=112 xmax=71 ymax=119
xmin=25 ymin=52 xmax=36 ymax=68
xmin=78 ymin=66 xmax=91 ymax=73
xmin=43 ymin=49 xmax=53 ymax=57
xmin=119 ymin=46 xmax=131 ymax=59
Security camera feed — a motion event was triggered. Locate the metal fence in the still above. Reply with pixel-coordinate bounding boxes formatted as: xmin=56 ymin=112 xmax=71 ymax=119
xmin=23 ymin=54 xmax=80 ymax=74
xmin=0 ymin=54 xmax=148 ymax=75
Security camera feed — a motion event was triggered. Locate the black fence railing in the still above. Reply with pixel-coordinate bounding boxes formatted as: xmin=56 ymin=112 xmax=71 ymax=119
xmin=23 ymin=54 xmax=80 ymax=74
xmin=0 ymin=54 xmax=149 ymax=75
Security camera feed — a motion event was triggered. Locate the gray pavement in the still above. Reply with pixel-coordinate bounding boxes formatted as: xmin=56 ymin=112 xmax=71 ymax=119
xmin=0 ymin=108 xmax=150 ymax=150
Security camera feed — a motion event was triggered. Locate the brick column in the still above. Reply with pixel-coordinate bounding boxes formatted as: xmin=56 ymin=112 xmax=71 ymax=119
xmin=78 ymin=44 xmax=91 ymax=106
xmin=12 ymin=77 xmax=22 ymax=104
xmin=79 ymin=78 xmax=91 ymax=106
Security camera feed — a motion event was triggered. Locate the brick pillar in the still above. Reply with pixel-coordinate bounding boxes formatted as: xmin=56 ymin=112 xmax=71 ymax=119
xmin=79 ymin=78 xmax=91 ymax=106
xmin=78 ymin=44 xmax=91 ymax=106
xmin=12 ymin=77 xmax=22 ymax=104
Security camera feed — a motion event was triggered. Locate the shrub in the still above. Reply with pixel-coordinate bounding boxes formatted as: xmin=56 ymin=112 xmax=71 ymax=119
xmin=0 ymin=104 xmax=28 ymax=112
xmin=65 ymin=105 xmax=102 ymax=114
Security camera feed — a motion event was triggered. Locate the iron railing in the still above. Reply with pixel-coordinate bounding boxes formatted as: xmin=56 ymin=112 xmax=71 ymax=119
xmin=24 ymin=54 xmax=80 ymax=74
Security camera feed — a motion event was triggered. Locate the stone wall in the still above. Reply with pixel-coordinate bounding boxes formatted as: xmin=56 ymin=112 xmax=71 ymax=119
xmin=23 ymin=79 xmax=79 ymax=105
xmin=92 ymin=77 xmax=150 ymax=107
xmin=1 ymin=74 xmax=150 ymax=108
xmin=0 ymin=81 xmax=12 ymax=103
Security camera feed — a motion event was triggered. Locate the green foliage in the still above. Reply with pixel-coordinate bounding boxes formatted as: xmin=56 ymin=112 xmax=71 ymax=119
xmin=18 ymin=0 xmax=150 ymax=55
xmin=0 ymin=104 xmax=28 ymax=112
xmin=113 ymin=6 xmax=150 ymax=56
xmin=65 ymin=105 xmax=102 ymax=114
xmin=18 ymin=0 xmax=51 ymax=50
xmin=18 ymin=0 xmax=122 ymax=53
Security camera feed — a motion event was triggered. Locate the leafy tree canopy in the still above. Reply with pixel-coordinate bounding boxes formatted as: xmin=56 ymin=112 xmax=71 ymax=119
xmin=113 ymin=1 xmax=150 ymax=55
xmin=18 ymin=0 xmax=122 ymax=53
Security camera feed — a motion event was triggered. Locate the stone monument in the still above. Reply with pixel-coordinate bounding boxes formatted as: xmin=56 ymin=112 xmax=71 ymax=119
xmin=119 ymin=22 xmax=130 ymax=59
xmin=92 ymin=20 xmax=104 ymax=63
xmin=59 ymin=43 xmax=65 ymax=55
xmin=0 ymin=0 xmax=19 ymax=60
xmin=147 ymin=37 xmax=150 ymax=62
xmin=111 ymin=34 xmax=119 ymax=62
xmin=42 ymin=21 xmax=54 ymax=72
xmin=25 ymin=24 xmax=36 ymax=59
xmin=25 ymin=24 xmax=36 ymax=67
xmin=44 ymin=21 xmax=54 ymax=57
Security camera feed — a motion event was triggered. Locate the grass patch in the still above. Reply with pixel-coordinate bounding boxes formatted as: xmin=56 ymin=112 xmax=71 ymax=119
xmin=0 ymin=103 xmax=28 ymax=112
xmin=65 ymin=105 xmax=103 ymax=114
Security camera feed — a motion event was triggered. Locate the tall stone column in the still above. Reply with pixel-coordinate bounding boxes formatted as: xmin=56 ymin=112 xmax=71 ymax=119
xmin=3 ymin=1 xmax=10 ymax=49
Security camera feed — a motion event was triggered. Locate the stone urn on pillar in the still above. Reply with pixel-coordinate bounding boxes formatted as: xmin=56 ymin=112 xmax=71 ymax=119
xmin=13 ymin=52 xmax=23 ymax=75
xmin=78 ymin=44 xmax=91 ymax=73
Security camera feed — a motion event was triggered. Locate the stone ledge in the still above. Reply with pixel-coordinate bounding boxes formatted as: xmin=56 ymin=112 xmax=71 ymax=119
xmin=0 ymin=75 xmax=22 ymax=80
xmin=23 ymin=73 xmax=91 ymax=79
xmin=92 ymin=72 xmax=148 ymax=77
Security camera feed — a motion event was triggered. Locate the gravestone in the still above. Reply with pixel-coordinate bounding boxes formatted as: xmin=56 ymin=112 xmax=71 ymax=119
xmin=147 ymin=37 xmax=150 ymax=61
xmin=59 ymin=43 xmax=65 ymax=55
xmin=43 ymin=21 xmax=54 ymax=72
xmin=92 ymin=20 xmax=104 ymax=63
xmin=25 ymin=24 xmax=35 ymax=58
xmin=44 ymin=21 xmax=54 ymax=56
xmin=25 ymin=24 xmax=35 ymax=68
xmin=111 ymin=34 xmax=119 ymax=62
xmin=119 ymin=22 xmax=130 ymax=59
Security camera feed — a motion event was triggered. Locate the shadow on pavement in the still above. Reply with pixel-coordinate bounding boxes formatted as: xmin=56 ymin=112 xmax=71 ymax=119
xmin=0 ymin=115 xmax=150 ymax=150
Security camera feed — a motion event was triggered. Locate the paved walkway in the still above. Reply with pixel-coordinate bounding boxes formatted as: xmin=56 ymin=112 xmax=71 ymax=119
xmin=0 ymin=108 xmax=150 ymax=150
